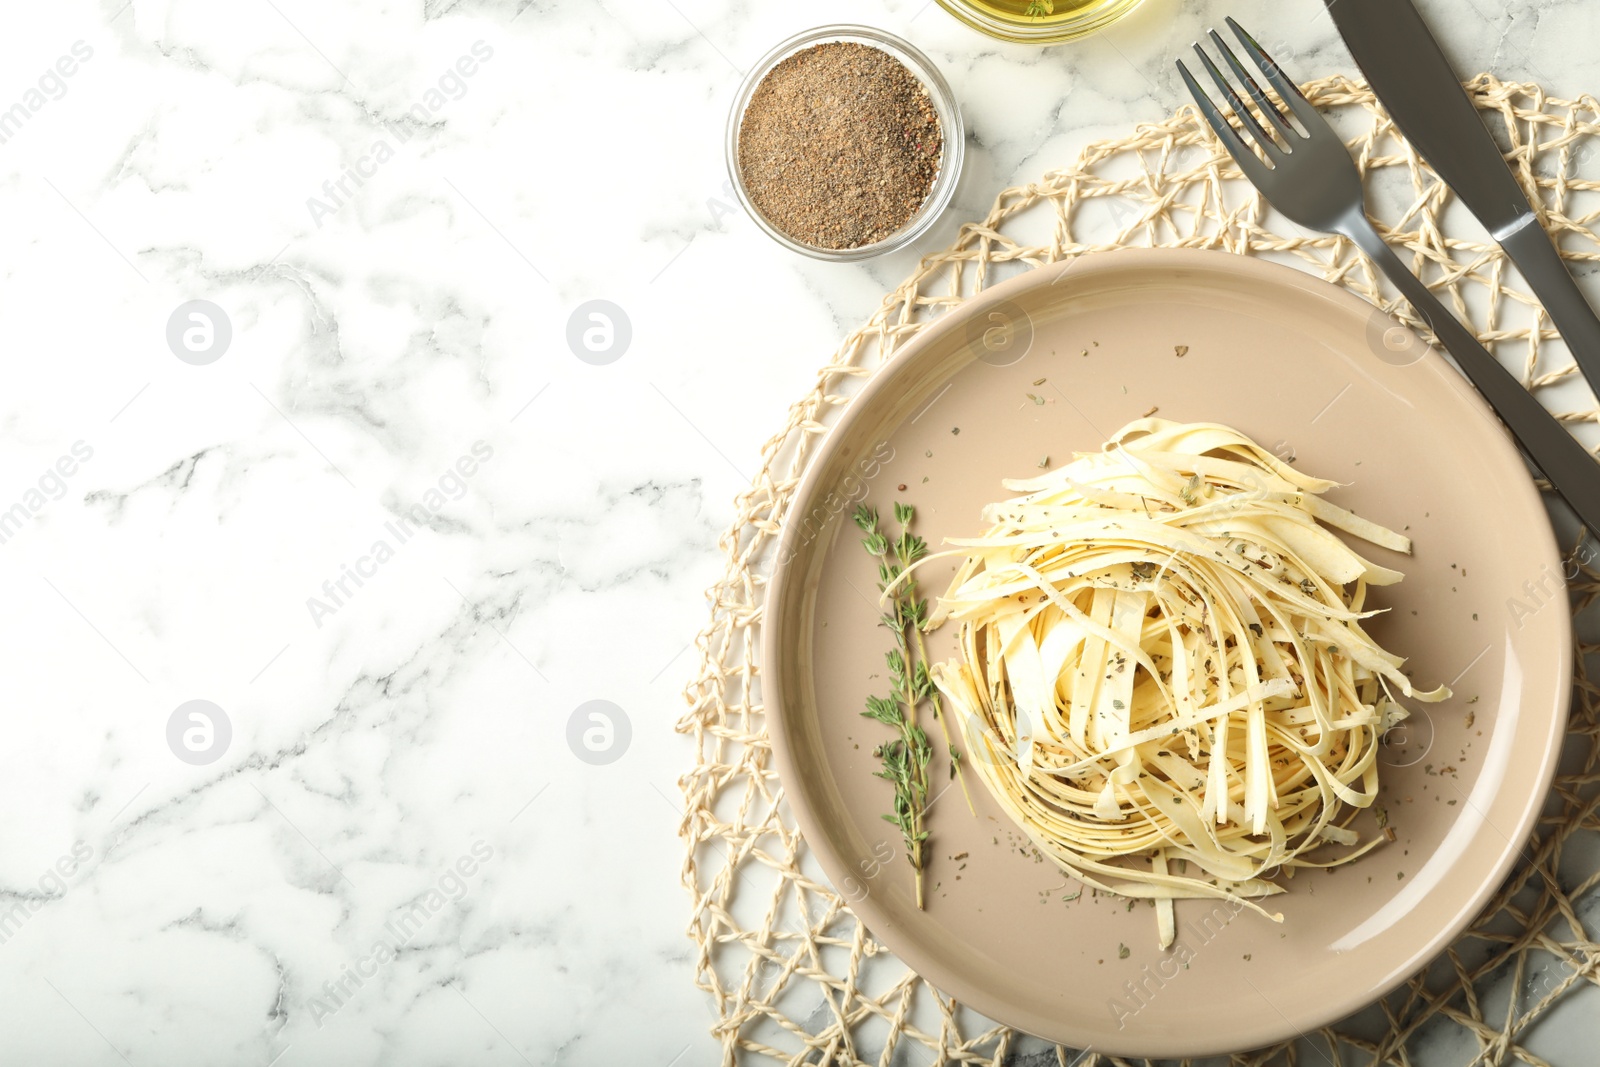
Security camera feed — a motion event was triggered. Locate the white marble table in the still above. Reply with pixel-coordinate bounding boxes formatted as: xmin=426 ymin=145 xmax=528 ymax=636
xmin=1 ymin=0 xmax=1594 ymax=1064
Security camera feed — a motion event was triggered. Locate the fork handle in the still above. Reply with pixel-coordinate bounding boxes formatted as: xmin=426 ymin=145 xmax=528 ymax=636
xmin=1337 ymin=206 xmax=1600 ymax=534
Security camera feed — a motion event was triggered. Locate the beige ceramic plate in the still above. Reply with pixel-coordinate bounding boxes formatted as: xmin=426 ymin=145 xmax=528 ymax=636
xmin=763 ymin=248 xmax=1571 ymax=1058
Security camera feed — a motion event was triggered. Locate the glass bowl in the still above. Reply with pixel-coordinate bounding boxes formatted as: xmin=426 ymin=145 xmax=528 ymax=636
xmin=725 ymin=25 xmax=964 ymax=262
xmin=934 ymin=0 xmax=1145 ymax=44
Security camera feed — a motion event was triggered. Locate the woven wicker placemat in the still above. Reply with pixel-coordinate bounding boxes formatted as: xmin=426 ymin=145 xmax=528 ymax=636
xmin=675 ymin=74 xmax=1600 ymax=1067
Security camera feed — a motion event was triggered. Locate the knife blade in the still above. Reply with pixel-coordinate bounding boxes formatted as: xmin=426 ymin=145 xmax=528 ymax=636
xmin=1325 ymin=0 xmax=1600 ymax=395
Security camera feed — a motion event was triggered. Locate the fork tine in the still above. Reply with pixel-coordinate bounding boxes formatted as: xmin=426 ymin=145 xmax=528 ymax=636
xmin=1192 ymin=44 xmax=1274 ymax=156
xmin=1208 ymin=28 xmax=1294 ymax=141
xmin=1226 ymin=16 xmax=1320 ymax=130
xmin=1176 ymin=59 xmax=1270 ymax=181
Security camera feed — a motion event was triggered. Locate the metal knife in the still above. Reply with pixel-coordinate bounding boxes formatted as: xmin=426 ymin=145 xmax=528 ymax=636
xmin=1325 ymin=0 xmax=1600 ymax=396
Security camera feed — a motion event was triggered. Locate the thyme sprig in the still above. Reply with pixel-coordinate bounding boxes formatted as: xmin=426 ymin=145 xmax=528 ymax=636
xmin=855 ymin=502 xmax=974 ymax=910
xmin=861 ymin=691 xmax=931 ymax=907
xmin=886 ymin=508 xmax=974 ymax=812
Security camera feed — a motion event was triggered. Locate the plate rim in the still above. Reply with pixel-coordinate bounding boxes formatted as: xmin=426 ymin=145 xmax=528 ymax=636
xmin=760 ymin=246 xmax=1573 ymax=1056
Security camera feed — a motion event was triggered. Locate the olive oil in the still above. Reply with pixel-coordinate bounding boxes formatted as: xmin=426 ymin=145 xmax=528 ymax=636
xmin=935 ymin=0 xmax=1144 ymax=43
xmin=966 ymin=0 xmax=1120 ymax=20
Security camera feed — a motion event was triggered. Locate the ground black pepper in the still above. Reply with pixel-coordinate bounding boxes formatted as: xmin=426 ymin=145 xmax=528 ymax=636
xmin=738 ymin=41 xmax=943 ymax=250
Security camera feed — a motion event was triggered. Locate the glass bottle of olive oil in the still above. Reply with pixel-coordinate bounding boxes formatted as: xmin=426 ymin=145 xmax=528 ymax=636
xmin=935 ymin=0 xmax=1145 ymax=43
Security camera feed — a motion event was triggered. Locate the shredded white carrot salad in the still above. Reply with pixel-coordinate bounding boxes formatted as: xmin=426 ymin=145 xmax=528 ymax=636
xmin=920 ymin=419 xmax=1448 ymax=945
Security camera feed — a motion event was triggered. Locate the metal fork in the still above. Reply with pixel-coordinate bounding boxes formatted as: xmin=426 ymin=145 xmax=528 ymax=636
xmin=1179 ymin=18 xmax=1600 ymax=533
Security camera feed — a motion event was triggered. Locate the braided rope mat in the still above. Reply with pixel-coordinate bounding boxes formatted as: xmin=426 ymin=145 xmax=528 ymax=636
xmin=675 ymin=74 xmax=1600 ymax=1066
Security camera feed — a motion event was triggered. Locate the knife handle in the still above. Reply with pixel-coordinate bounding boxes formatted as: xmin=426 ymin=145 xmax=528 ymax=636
xmin=1499 ymin=218 xmax=1600 ymax=401
xmin=1338 ymin=207 xmax=1600 ymax=533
